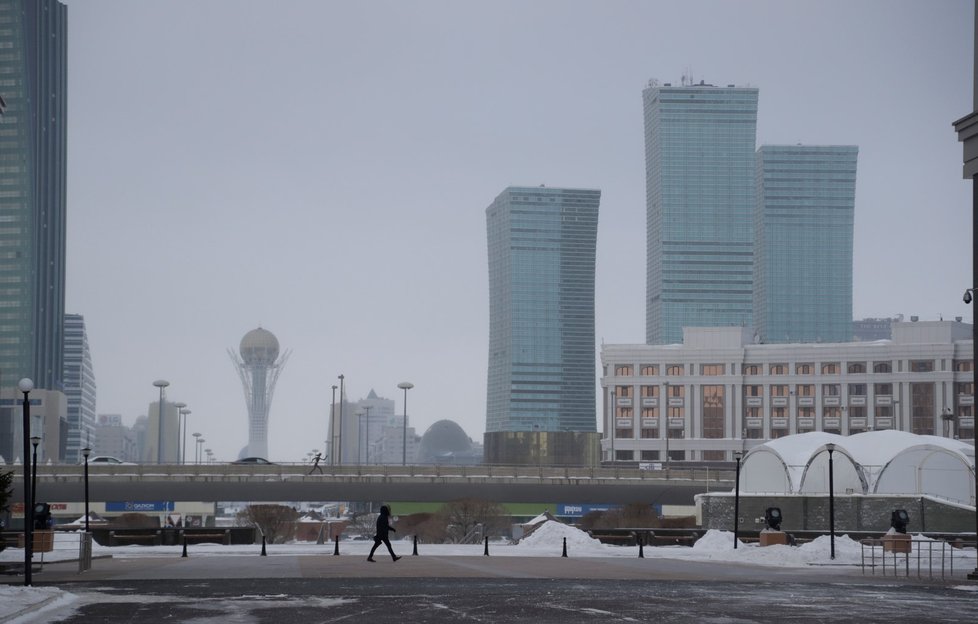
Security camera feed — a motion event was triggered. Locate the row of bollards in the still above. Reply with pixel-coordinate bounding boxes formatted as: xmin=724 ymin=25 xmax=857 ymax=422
xmin=180 ymin=532 xmax=649 ymax=559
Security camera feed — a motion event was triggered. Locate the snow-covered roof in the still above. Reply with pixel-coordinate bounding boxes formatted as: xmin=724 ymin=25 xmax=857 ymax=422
xmin=741 ymin=431 xmax=976 ymax=505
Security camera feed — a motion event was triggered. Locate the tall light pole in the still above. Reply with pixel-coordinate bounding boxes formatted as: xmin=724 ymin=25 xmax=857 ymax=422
xmin=363 ymin=405 xmax=372 ymax=464
xmin=355 ymin=409 xmax=364 ymax=465
xmin=398 ymin=382 xmax=413 ymax=466
xmin=81 ymin=447 xmax=91 ymax=534
xmin=197 ymin=438 xmax=206 ymax=464
xmin=192 ymin=432 xmax=201 ymax=464
xmin=733 ymin=450 xmax=743 ymax=549
xmin=330 ymin=384 xmax=337 ymax=466
xmin=664 ymin=381 xmax=670 ymax=469
xmin=153 ymin=380 xmax=170 ymax=464
xmin=338 ymin=375 xmax=345 ymax=465
xmin=826 ymin=443 xmax=836 ymax=560
xmin=180 ymin=408 xmax=191 ymax=465
xmin=609 ymin=390 xmax=616 ymax=464
xmin=173 ymin=402 xmax=186 ymax=464
xmin=30 ymin=435 xmax=40 ymax=507
xmin=18 ymin=377 xmax=34 ymax=586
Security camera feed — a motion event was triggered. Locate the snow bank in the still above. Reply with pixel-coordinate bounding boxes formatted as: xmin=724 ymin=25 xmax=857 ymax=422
xmin=518 ymin=520 xmax=603 ymax=550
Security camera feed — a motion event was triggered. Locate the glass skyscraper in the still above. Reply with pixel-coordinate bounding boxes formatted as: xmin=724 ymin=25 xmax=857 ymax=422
xmin=643 ymin=81 xmax=759 ymax=345
xmin=63 ymin=314 xmax=97 ymax=463
xmin=0 ymin=0 xmax=68 ymax=390
xmin=485 ymin=186 xmax=600 ymax=434
xmin=754 ymin=145 xmax=858 ymax=343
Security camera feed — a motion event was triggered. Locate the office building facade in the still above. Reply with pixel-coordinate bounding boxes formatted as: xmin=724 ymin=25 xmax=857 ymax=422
xmin=643 ymin=80 xmax=759 ymax=345
xmin=601 ymin=321 xmax=974 ymax=463
xmin=63 ymin=314 xmax=96 ymax=463
xmin=754 ymin=145 xmax=858 ymax=343
xmin=485 ymin=186 xmax=600 ymax=463
xmin=0 ymin=0 xmax=68 ymax=390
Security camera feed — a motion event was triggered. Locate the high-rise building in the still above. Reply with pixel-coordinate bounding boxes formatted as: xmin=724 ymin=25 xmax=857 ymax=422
xmin=0 ymin=0 xmax=68 ymax=390
xmin=754 ymin=145 xmax=858 ymax=343
xmin=228 ymin=327 xmax=290 ymax=459
xmin=63 ymin=314 xmax=97 ymax=462
xmin=484 ymin=186 xmax=601 ymax=464
xmin=643 ymin=80 xmax=759 ymax=345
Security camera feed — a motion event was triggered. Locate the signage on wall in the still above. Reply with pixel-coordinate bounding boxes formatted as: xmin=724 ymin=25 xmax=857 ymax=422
xmin=105 ymin=501 xmax=173 ymax=513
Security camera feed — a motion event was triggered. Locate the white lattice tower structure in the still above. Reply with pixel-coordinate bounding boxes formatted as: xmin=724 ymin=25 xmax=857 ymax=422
xmin=228 ymin=327 xmax=290 ymax=459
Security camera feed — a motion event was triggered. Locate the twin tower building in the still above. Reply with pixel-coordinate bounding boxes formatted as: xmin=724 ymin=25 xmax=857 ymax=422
xmin=484 ymin=79 xmax=857 ymax=464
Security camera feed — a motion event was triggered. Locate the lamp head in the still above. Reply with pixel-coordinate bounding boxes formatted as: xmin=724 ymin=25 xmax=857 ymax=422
xmin=30 ymin=435 xmax=40 ymax=447
xmin=733 ymin=450 xmax=743 ymax=461
xmin=825 ymin=443 xmax=836 ymax=453
xmin=18 ymin=378 xmax=34 ymax=393
xmin=398 ymin=382 xmax=414 ymax=390
xmin=152 ymin=379 xmax=170 ymax=389
xmin=82 ymin=447 xmax=91 ymax=459
xmin=173 ymin=401 xmax=186 ymax=410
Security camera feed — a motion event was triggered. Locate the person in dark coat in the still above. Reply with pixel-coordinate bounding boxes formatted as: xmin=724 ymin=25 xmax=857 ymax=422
xmin=367 ymin=505 xmax=400 ymax=562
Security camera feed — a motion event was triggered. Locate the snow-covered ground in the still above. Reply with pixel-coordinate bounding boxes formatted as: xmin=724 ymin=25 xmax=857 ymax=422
xmin=2 ymin=522 xmax=976 ymax=622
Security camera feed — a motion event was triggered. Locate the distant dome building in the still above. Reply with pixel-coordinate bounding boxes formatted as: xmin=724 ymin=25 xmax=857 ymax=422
xmin=228 ymin=327 xmax=290 ymax=459
xmin=417 ymin=420 xmax=481 ymax=465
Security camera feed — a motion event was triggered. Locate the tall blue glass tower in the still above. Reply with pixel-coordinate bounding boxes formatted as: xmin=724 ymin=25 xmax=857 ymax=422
xmin=643 ymin=80 xmax=759 ymax=345
xmin=485 ymin=186 xmax=600 ymax=434
xmin=754 ymin=145 xmax=858 ymax=343
xmin=0 ymin=0 xmax=68 ymax=390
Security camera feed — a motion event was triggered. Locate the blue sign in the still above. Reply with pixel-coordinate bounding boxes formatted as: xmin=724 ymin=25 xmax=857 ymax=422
xmin=106 ymin=501 xmax=173 ymax=513
xmin=556 ymin=503 xmax=662 ymax=518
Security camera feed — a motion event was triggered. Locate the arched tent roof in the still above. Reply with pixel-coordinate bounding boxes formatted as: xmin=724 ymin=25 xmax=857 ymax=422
xmin=740 ymin=431 xmax=975 ymax=504
xmin=741 ymin=432 xmax=846 ymax=494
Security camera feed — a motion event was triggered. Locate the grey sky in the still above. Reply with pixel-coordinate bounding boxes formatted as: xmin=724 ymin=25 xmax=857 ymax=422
xmin=63 ymin=0 xmax=974 ymax=462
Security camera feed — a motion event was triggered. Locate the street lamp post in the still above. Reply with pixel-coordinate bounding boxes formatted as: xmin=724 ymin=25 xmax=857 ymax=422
xmin=173 ymin=402 xmax=186 ymax=464
xmin=192 ymin=432 xmax=201 ymax=464
xmin=363 ymin=405 xmax=372 ymax=464
xmin=664 ymin=381 xmax=670 ymax=469
xmin=355 ymin=409 xmax=364 ymax=465
xmin=330 ymin=384 xmax=337 ymax=466
xmin=609 ymin=390 xmax=616 ymax=464
xmin=18 ymin=377 xmax=34 ymax=586
xmin=826 ymin=443 xmax=836 ymax=560
xmin=180 ymin=408 xmax=191 ymax=464
xmin=152 ymin=380 xmax=170 ymax=464
xmin=81 ymin=447 xmax=91 ymax=533
xmin=733 ymin=450 xmax=743 ymax=549
xmin=197 ymin=438 xmax=206 ymax=464
xmin=398 ymin=382 xmax=413 ymax=466
xmin=30 ymin=435 xmax=40 ymax=507
xmin=338 ymin=375 xmax=345 ymax=465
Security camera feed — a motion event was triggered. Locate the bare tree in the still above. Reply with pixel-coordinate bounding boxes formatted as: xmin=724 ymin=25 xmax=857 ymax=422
xmin=347 ymin=511 xmax=377 ymax=539
xmin=237 ymin=504 xmax=299 ymax=544
xmin=438 ymin=498 xmax=509 ymax=543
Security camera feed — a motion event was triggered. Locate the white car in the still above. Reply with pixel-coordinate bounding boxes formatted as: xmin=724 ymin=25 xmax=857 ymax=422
xmin=85 ymin=455 xmax=136 ymax=465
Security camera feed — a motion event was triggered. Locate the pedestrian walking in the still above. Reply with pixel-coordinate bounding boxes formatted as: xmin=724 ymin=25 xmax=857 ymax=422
xmin=308 ymin=452 xmax=323 ymax=475
xmin=367 ymin=505 xmax=400 ymax=562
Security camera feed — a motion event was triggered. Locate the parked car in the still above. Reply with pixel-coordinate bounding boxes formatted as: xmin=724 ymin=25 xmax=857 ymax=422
xmin=85 ymin=455 xmax=136 ymax=465
xmin=232 ymin=457 xmax=276 ymax=465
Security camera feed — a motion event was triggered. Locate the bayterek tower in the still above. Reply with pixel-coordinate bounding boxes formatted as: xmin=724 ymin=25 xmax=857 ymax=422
xmin=228 ymin=327 xmax=291 ymax=459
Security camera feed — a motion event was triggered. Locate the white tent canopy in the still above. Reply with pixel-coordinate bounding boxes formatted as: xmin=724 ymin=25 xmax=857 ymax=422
xmin=740 ymin=431 xmax=975 ymax=505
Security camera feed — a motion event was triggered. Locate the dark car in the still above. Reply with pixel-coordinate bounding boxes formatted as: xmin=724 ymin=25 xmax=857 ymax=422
xmin=232 ymin=457 xmax=275 ymax=465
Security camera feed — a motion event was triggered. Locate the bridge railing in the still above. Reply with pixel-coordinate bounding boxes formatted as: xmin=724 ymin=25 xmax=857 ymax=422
xmin=22 ymin=462 xmax=734 ymax=484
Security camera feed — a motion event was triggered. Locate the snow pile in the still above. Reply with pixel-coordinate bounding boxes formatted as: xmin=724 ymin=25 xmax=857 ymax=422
xmin=798 ymin=534 xmax=863 ymax=559
xmin=692 ymin=529 xmax=744 ymax=551
xmin=518 ymin=520 xmax=603 ymax=550
xmin=524 ymin=512 xmax=550 ymax=527
xmin=0 ymin=585 xmax=77 ymax=623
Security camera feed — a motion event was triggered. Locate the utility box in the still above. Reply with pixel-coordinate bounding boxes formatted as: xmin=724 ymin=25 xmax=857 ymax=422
xmin=759 ymin=530 xmax=788 ymax=546
xmin=882 ymin=532 xmax=912 ymax=554
xmin=19 ymin=530 xmax=54 ymax=552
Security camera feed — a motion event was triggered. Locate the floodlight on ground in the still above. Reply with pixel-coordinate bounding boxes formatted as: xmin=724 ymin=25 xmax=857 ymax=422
xmin=764 ymin=507 xmax=782 ymax=531
xmin=891 ymin=509 xmax=909 ymax=534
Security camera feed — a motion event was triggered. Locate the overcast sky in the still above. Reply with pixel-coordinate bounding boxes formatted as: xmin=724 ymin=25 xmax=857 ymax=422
xmin=62 ymin=0 xmax=974 ymax=462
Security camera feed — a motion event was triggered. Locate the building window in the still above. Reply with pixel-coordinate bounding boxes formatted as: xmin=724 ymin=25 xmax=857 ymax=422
xmin=641 ymin=406 xmax=658 ymax=418
xmin=848 ymin=384 xmax=866 ymax=396
xmin=701 ymin=364 xmax=724 ymax=376
xmin=796 ymin=384 xmax=814 ymax=397
xmin=956 ymin=405 xmax=974 ymax=439
xmin=822 ymin=384 xmax=841 ymax=397
xmin=873 ymin=361 xmax=892 ymax=373
xmin=616 ymin=406 xmax=633 ymax=419
xmin=771 ymin=385 xmax=789 ymax=397
xmin=797 ymin=407 xmax=815 ymax=432
xmin=744 ymin=385 xmax=762 ymax=397
xmin=640 ymin=385 xmax=658 ymax=398
xmin=640 ymin=364 xmax=659 ymax=376
xmin=956 ymin=381 xmax=974 ymax=396
xmin=823 ymin=406 xmax=842 ymax=434
xmin=910 ymin=360 xmax=934 ymax=373
xmin=701 ymin=385 xmax=724 ymax=439
xmin=742 ymin=363 xmax=760 ymax=375
xmin=875 ymin=405 xmax=892 ymax=428
xmin=874 ymin=383 xmax=892 ymax=396
xmin=640 ymin=450 xmax=660 ymax=461
xmin=796 ymin=363 xmax=814 ymax=375
xmin=616 ymin=386 xmax=633 ymax=398
xmin=911 ymin=382 xmax=934 ymax=435
xmin=702 ymin=450 xmax=725 ymax=461
xmin=769 ymin=363 xmax=788 ymax=375
xmin=953 ymin=360 xmax=974 ymax=372
xmin=821 ymin=362 xmax=840 ymax=375
xmin=665 ymin=364 xmax=684 ymax=376
xmin=666 ymin=384 xmax=685 ymax=399
xmin=745 ymin=428 xmax=764 ymax=440
xmin=641 ymin=427 xmax=658 ymax=439
xmin=615 ymin=364 xmax=634 ymax=377
xmin=847 ymin=362 xmax=866 ymax=374
xmin=615 ymin=450 xmax=633 ymax=461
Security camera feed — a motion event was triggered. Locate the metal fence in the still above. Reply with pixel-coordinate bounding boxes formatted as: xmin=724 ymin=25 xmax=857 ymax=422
xmin=860 ymin=537 xmax=976 ymax=580
xmin=1 ymin=530 xmax=93 ymax=575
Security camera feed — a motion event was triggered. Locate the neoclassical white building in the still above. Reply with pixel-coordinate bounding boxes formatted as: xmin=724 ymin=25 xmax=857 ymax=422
xmin=600 ymin=320 xmax=975 ymax=463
